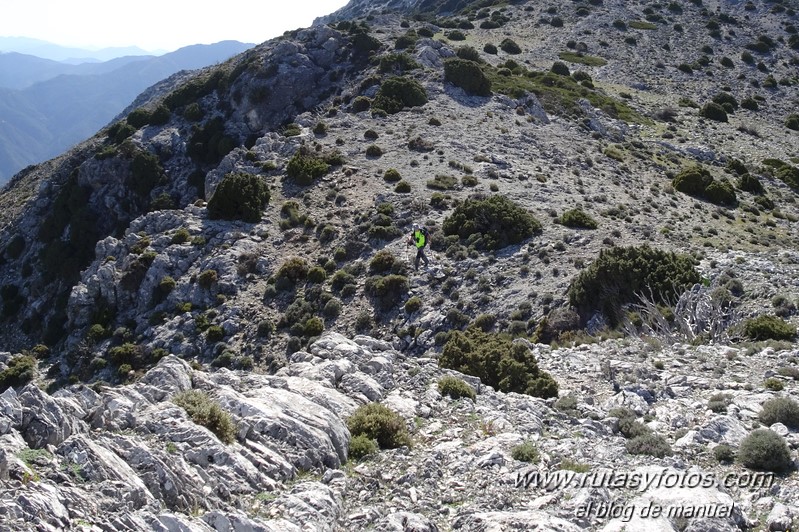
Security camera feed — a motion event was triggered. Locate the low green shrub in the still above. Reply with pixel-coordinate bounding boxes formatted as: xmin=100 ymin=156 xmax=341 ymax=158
xmin=443 ymin=58 xmax=491 ymax=96
xmin=286 ymin=149 xmax=331 ymax=186
xmin=395 ymin=181 xmax=411 ymax=193
xmin=256 ymin=319 xmax=274 ymax=338
xmin=551 ymin=61 xmax=571 ymax=76
xmin=743 ymin=315 xmax=796 ymax=341
xmin=208 ymin=172 xmax=269 ymax=222
xmin=500 ymin=38 xmax=521 ymax=54
xmin=455 ymin=45 xmax=482 ymax=62
xmin=365 ymin=144 xmax=383 ymax=157
xmin=511 ymin=441 xmax=539 ymax=463
xmin=442 ymin=195 xmax=541 ymax=251
xmin=712 ymin=92 xmax=738 ymax=111
xmin=404 ymin=296 xmax=422 ymax=313
xmin=765 ymin=378 xmax=784 ymax=391
xmin=786 ymin=114 xmax=799 ymax=131
xmin=568 ymin=245 xmax=700 ymax=326
xmin=347 ymin=403 xmax=411 ymax=449
xmin=275 ymin=258 xmax=309 ymax=290
xmin=708 ymin=393 xmax=732 ymax=414
xmin=560 ymin=208 xmax=598 ymax=229
xmin=439 ymin=328 xmax=558 ymax=398
xmin=738 ymin=429 xmax=792 ymax=472
xmin=0 ymin=355 xmax=37 ymax=391
xmin=758 ymin=397 xmax=799 ymax=429
xmin=626 ymin=433 xmax=672 ymax=458
xmin=672 ymin=166 xmax=736 ymax=206
xmin=714 ymin=444 xmax=736 ymax=463
xmin=348 ymin=434 xmax=379 ymax=459
xmin=364 ymin=274 xmax=409 ymax=309
xmin=372 ymin=76 xmax=427 ymax=114
xmin=427 ymin=174 xmax=458 ymax=190
xmin=738 ymin=173 xmax=764 ymax=194
xmin=438 ymin=375 xmax=476 ymax=400
xmin=700 ymin=102 xmax=728 ymax=122
xmin=206 ymin=325 xmax=225 ymax=342
xmin=384 ymin=168 xmax=401 ymax=182
xmin=198 ymin=269 xmax=218 ymax=289
xmin=172 ymin=390 xmax=236 ymax=444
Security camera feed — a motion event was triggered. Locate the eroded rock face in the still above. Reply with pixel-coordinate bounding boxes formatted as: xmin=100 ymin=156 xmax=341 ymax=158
xmin=2 ymin=333 xmax=799 ymax=531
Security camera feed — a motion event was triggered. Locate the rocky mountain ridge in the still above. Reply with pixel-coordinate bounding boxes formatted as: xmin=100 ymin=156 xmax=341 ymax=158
xmin=0 ymin=0 xmax=798 ymax=529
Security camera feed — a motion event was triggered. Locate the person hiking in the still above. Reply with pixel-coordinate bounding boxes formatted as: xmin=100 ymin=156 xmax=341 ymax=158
xmin=407 ymin=224 xmax=430 ymax=271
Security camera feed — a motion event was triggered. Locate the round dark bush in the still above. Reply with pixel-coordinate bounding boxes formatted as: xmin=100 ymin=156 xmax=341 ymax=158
xmin=551 ymin=61 xmax=571 ymax=76
xmin=700 ymin=102 xmax=728 ymax=122
xmin=384 ymin=168 xmax=401 ymax=182
xmin=568 ymin=245 xmax=699 ymax=326
xmin=440 ymin=328 xmax=558 ymax=398
xmin=444 ymin=58 xmax=492 ymax=96
xmin=347 ymin=403 xmax=412 ymax=449
xmin=286 ymin=150 xmax=330 ymax=186
xmin=626 ymin=433 xmax=672 ymax=457
xmin=438 ymin=375 xmax=476 ymax=400
xmin=484 ymin=43 xmax=498 ymax=55
xmin=372 ymin=76 xmax=428 ymax=114
xmin=743 ymin=314 xmax=796 ymax=341
xmin=500 ymin=38 xmax=521 ymax=54
xmin=456 ymin=46 xmax=482 ymax=62
xmin=560 ymin=208 xmax=598 ymax=229
xmin=738 ymin=429 xmax=793 ymax=472
xmin=786 ymin=114 xmax=799 ymax=131
xmin=759 ymin=397 xmax=799 ymax=429
xmin=442 ymin=195 xmax=541 ymax=251
xmin=348 ymin=434 xmax=378 ymax=459
xmin=208 ymin=173 xmax=270 ymax=223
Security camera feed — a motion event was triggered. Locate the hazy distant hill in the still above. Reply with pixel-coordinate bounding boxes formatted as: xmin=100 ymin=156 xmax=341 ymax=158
xmin=0 ymin=36 xmax=153 ymax=62
xmin=0 ymin=40 xmax=253 ymax=183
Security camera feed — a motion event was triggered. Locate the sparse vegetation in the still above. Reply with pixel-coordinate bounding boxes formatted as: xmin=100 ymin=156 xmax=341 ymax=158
xmin=172 ymin=390 xmax=236 ymax=444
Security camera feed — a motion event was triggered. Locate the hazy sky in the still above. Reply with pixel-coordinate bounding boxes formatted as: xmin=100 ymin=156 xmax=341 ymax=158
xmin=0 ymin=0 xmax=351 ymax=52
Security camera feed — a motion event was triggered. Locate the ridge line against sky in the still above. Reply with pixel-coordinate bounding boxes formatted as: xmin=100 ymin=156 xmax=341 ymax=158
xmin=0 ymin=0 xmax=350 ymax=53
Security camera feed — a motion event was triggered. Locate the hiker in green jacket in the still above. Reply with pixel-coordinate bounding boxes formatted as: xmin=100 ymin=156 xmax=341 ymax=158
xmin=407 ymin=224 xmax=430 ymax=271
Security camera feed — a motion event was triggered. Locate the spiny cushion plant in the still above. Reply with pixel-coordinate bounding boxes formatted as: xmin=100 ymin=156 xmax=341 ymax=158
xmin=439 ymin=327 xmax=558 ymax=399
xmin=568 ymin=245 xmax=700 ymax=327
xmin=442 ymin=195 xmax=541 ymax=251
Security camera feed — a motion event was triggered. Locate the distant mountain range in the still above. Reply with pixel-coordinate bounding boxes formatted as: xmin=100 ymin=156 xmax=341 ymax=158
xmin=0 ymin=39 xmax=254 ymax=184
xmin=0 ymin=36 xmax=157 ymax=62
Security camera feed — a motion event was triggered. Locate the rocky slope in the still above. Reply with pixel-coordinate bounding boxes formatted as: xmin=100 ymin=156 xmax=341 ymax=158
xmin=1 ymin=0 xmax=799 ymax=530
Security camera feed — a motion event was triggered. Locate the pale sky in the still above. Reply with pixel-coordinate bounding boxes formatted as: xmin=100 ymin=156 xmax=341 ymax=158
xmin=0 ymin=0 xmax=351 ymax=52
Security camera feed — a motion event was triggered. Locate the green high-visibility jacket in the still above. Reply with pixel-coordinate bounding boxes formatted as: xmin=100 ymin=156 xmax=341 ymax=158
xmin=413 ymin=230 xmax=426 ymax=249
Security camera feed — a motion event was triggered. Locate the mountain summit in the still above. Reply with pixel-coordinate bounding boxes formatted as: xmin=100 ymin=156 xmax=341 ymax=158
xmin=0 ymin=0 xmax=798 ymax=530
